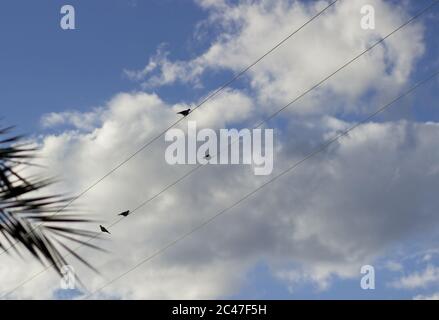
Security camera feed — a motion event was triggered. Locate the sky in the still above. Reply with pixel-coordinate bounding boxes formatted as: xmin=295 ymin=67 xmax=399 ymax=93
xmin=1 ymin=0 xmax=439 ymax=300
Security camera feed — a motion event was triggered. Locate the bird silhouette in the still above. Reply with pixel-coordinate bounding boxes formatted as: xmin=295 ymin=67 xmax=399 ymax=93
xmin=177 ymin=108 xmax=191 ymax=117
xmin=204 ymin=150 xmax=211 ymax=160
xmin=100 ymin=225 xmax=111 ymax=234
xmin=118 ymin=210 xmax=130 ymax=217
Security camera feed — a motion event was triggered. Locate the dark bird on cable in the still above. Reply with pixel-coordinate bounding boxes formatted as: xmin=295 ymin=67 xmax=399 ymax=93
xmin=177 ymin=108 xmax=191 ymax=117
xmin=118 ymin=210 xmax=130 ymax=217
xmin=204 ymin=150 xmax=211 ymax=160
xmin=100 ymin=225 xmax=111 ymax=234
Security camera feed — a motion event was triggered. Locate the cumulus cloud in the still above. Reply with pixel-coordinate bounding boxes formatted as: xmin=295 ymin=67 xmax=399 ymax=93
xmin=41 ymin=109 xmax=104 ymax=131
xmin=2 ymin=0 xmax=438 ymax=299
xmin=8 ymin=115 xmax=439 ymax=299
xmin=128 ymin=0 xmax=424 ymax=116
xmin=124 ymin=45 xmax=206 ymax=89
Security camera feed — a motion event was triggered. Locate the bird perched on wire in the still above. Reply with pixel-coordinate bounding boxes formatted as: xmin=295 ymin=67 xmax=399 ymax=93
xmin=118 ymin=210 xmax=130 ymax=217
xmin=100 ymin=225 xmax=111 ymax=234
xmin=204 ymin=150 xmax=211 ymax=160
xmin=177 ymin=108 xmax=191 ymax=117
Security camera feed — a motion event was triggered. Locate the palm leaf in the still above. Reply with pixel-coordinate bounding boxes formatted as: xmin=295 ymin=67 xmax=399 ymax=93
xmin=0 ymin=125 xmax=100 ymax=276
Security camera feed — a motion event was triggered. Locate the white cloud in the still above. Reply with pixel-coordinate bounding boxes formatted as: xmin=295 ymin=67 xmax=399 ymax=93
xmin=8 ymin=109 xmax=439 ymax=299
xmin=128 ymin=0 xmax=424 ymax=116
xmin=123 ymin=44 xmax=206 ymax=89
xmin=391 ymin=265 xmax=439 ymax=289
xmin=413 ymin=292 xmax=439 ymax=300
xmin=41 ymin=109 xmax=104 ymax=131
xmin=385 ymin=261 xmax=403 ymax=272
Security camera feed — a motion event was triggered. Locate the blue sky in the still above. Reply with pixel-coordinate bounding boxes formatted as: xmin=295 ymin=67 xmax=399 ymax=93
xmin=0 ymin=0 xmax=208 ymax=131
xmin=0 ymin=0 xmax=435 ymax=121
xmin=2 ymin=0 xmax=439 ymax=300
xmin=1 ymin=0 xmax=438 ymax=133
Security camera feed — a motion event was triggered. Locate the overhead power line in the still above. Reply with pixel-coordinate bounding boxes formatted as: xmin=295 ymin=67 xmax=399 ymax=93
xmin=85 ymin=68 xmax=439 ymax=299
xmin=3 ymin=0 xmax=438 ymax=298
xmin=0 ymin=0 xmax=340 ymax=259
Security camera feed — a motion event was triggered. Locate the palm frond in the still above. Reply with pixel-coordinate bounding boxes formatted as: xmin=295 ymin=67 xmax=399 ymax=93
xmin=0 ymin=125 xmax=100 ymax=276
